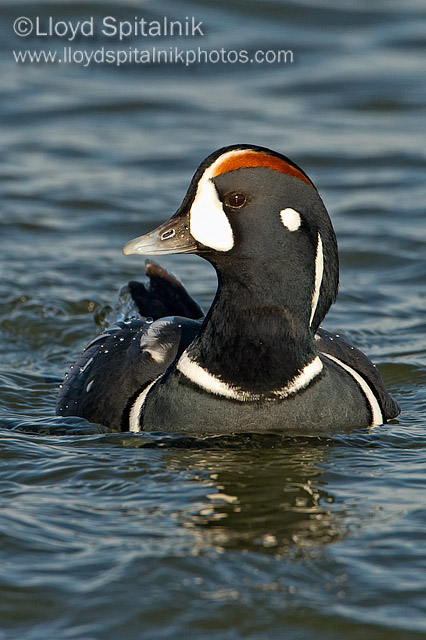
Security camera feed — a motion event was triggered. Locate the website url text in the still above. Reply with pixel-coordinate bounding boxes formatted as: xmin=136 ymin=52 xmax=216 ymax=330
xmin=13 ymin=46 xmax=294 ymax=67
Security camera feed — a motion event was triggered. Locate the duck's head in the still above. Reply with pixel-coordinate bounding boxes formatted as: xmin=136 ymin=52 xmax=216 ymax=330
xmin=124 ymin=144 xmax=339 ymax=331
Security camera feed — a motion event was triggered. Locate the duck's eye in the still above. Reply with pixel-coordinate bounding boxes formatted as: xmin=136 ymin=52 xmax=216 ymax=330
xmin=225 ymin=193 xmax=247 ymax=209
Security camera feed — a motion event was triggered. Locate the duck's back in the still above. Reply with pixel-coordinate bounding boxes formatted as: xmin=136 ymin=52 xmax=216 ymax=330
xmin=315 ymin=328 xmax=400 ymax=421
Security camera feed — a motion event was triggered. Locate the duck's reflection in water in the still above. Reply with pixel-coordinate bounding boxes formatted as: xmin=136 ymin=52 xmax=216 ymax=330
xmin=163 ymin=434 xmax=348 ymax=557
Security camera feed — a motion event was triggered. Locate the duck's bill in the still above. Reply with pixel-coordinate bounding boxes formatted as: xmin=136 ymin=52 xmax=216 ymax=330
xmin=123 ymin=213 xmax=198 ymax=256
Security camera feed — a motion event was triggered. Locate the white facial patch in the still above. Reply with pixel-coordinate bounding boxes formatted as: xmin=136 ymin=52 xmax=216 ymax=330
xmin=190 ymin=174 xmax=234 ymax=252
xmin=280 ymin=207 xmax=301 ymax=231
xmin=309 ymin=234 xmax=324 ymax=326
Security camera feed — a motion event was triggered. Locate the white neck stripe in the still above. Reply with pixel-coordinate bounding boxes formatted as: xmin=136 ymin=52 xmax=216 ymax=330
xmin=321 ymin=352 xmax=383 ymax=426
xmin=177 ymin=351 xmax=323 ymax=402
xmin=129 ymin=376 xmax=162 ymax=432
xmin=310 ymin=233 xmax=323 ymax=326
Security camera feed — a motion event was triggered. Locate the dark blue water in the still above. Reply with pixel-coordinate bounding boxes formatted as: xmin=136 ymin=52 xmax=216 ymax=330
xmin=1 ymin=1 xmax=426 ymax=638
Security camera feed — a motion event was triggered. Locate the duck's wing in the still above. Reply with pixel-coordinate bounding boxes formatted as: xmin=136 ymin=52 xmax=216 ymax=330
xmin=57 ymin=261 xmax=204 ymax=430
xmin=56 ymin=317 xmax=201 ymax=430
xmin=127 ymin=260 xmax=204 ymax=320
xmin=316 ymin=328 xmax=400 ymax=421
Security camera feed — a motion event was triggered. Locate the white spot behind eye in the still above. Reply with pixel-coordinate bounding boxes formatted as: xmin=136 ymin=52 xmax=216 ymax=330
xmin=280 ymin=208 xmax=301 ymax=231
xmin=190 ymin=172 xmax=234 ymax=252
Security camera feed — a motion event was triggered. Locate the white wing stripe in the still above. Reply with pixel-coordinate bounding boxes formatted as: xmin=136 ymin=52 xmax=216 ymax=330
xmin=128 ymin=376 xmax=162 ymax=432
xmin=321 ymin=352 xmax=383 ymax=426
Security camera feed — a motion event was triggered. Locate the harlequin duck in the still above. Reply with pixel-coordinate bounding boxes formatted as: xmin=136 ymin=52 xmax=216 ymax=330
xmin=57 ymin=144 xmax=400 ymax=433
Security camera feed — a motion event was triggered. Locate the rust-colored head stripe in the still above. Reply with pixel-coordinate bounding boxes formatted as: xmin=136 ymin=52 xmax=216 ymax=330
xmin=211 ymin=151 xmax=312 ymax=186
